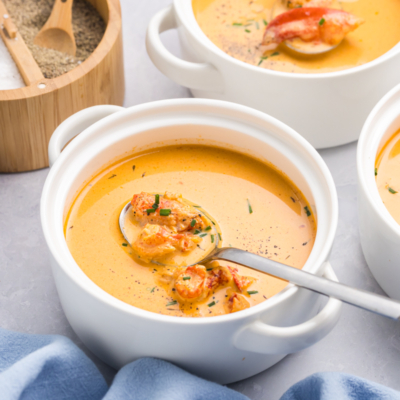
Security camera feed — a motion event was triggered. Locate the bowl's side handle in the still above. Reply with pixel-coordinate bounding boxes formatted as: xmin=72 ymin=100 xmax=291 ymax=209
xmin=146 ymin=5 xmax=223 ymax=93
xmin=48 ymin=105 xmax=124 ymax=167
xmin=233 ymin=262 xmax=342 ymax=355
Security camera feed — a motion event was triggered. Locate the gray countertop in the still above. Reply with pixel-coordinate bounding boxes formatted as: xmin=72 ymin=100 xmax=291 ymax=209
xmin=1 ymin=1 xmax=400 ymax=399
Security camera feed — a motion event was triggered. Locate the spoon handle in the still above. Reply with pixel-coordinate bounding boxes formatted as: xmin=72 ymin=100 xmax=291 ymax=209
xmin=206 ymin=248 xmax=400 ymax=320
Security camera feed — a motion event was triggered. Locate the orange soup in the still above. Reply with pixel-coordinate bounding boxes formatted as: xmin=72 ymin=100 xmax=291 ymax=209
xmin=65 ymin=145 xmax=317 ymax=317
xmin=193 ymin=0 xmax=400 ymax=73
xmin=376 ymin=129 xmax=400 ymax=224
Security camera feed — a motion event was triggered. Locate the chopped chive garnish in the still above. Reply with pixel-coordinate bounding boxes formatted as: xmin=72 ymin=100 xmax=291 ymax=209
xmin=108 ymin=174 xmax=116 ymax=179
xmin=191 ymin=219 xmax=196 ymax=227
xmin=155 ymin=194 xmax=160 ymax=204
xmin=375 ymin=168 xmax=378 ymax=176
xmin=248 ymin=49 xmax=251 ymax=53
xmin=152 ymin=203 xmax=159 ymax=209
xmin=244 ymin=23 xmax=252 ymax=27
xmin=132 ymin=165 xmax=136 ymax=171
xmin=208 ymin=301 xmax=216 ymax=307
xmin=151 ymin=286 xmax=156 ymax=293
xmin=304 ymin=206 xmax=311 ymax=216
xmin=258 ymin=59 xmax=263 ymax=66
xmin=122 ymin=243 xmax=128 ymax=247
xmin=271 ymin=51 xmax=280 ymax=56
xmin=160 ymin=209 xmax=171 ymax=216
xmin=211 ymin=235 xmax=215 ymax=243
xmin=206 ymin=267 xmax=213 ymax=271
xmin=218 ymin=233 xmax=222 ymax=241
xmin=245 ymin=29 xmax=251 ymax=33
xmin=319 ymin=18 xmax=325 ymax=25
xmin=233 ymin=22 xmax=242 ymax=26
xmin=146 ymin=208 xmax=156 ymax=215
xmin=261 ymin=55 xmax=269 ymax=60
xmin=193 ymin=205 xmax=201 ymax=208
xmin=389 ymin=187 xmax=397 ymax=194
xmin=199 ymin=233 xmax=207 ymax=237
xmin=247 ymin=199 xmax=253 ymax=214
xmin=247 ymin=290 xmax=259 ymax=295
xmin=166 ymin=300 xmax=177 ymax=306
xmin=183 ymin=276 xmax=191 ymax=281
xmin=205 ymin=226 xmax=211 ymax=231
xmin=263 ymin=19 xmax=268 ymax=25
xmin=255 ymin=21 xmax=259 ymax=29
xmin=194 ymin=229 xmax=201 ymax=234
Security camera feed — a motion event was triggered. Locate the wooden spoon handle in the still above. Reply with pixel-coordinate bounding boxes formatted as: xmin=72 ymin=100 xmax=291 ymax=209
xmin=0 ymin=0 xmax=44 ymax=85
xmin=42 ymin=0 xmax=74 ymax=31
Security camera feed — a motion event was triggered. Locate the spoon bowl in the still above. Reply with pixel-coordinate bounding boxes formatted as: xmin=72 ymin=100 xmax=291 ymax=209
xmin=269 ymin=0 xmax=342 ymax=55
xmin=119 ymin=199 xmax=220 ymax=267
xmin=34 ymin=0 xmax=76 ymax=56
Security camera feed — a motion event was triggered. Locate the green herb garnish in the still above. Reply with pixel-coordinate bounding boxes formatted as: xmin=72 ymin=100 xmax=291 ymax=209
xmin=108 ymin=174 xmax=116 ymax=179
xmin=255 ymin=21 xmax=259 ymax=29
xmin=247 ymin=199 xmax=253 ymax=214
xmin=206 ymin=267 xmax=213 ymax=271
xmin=122 ymin=243 xmax=128 ymax=247
xmin=199 ymin=233 xmax=207 ymax=237
xmin=389 ymin=187 xmax=398 ymax=194
xmin=155 ymin=194 xmax=160 ymax=204
xmin=151 ymin=287 xmax=156 ymax=293
xmin=375 ymin=168 xmax=378 ymax=176
xmin=304 ymin=206 xmax=311 ymax=217
xmin=194 ymin=229 xmax=201 ymax=234
xmin=166 ymin=300 xmax=177 ymax=306
xmin=258 ymin=59 xmax=263 ymax=66
xmin=183 ymin=276 xmax=191 ymax=281
xmin=205 ymin=226 xmax=211 ymax=231
xmin=208 ymin=301 xmax=216 ymax=307
xmin=160 ymin=209 xmax=171 ymax=216
xmin=245 ymin=29 xmax=251 ymax=33
xmin=191 ymin=219 xmax=196 ymax=227
xmin=218 ymin=233 xmax=222 ymax=241
xmin=233 ymin=22 xmax=242 ymax=26
xmin=271 ymin=51 xmax=280 ymax=56
xmin=211 ymin=235 xmax=215 ymax=243
xmin=193 ymin=205 xmax=201 ymax=208
xmin=319 ymin=18 xmax=325 ymax=26
xmin=132 ymin=165 xmax=136 ymax=171
xmin=263 ymin=19 xmax=268 ymax=25
xmin=247 ymin=290 xmax=259 ymax=295
xmin=146 ymin=208 xmax=156 ymax=215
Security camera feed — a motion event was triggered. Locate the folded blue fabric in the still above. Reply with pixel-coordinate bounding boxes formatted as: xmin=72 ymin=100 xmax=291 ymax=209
xmin=281 ymin=372 xmax=400 ymax=400
xmin=1 ymin=327 xmax=400 ymax=400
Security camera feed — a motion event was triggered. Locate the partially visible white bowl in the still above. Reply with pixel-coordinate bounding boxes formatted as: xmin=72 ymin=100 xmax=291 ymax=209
xmin=41 ymin=98 xmax=341 ymax=384
xmin=358 ymin=84 xmax=400 ymax=300
xmin=146 ymin=1 xmax=400 ymax=149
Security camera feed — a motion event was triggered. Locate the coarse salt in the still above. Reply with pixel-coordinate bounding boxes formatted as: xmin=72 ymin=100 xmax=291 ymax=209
xmin=0 ymin=36 xmax=25 ymax=90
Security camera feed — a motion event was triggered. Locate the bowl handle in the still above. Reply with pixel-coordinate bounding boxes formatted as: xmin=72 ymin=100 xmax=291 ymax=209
xmin=48 ymin=105 xmax=124 ymax=167
xmin=146 ymin=5 xmax=224 ymax=92
xmin=233 ymin=262 xmax=342 ymax=355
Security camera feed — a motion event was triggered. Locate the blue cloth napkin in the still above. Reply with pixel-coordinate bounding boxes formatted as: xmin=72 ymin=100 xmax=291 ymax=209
xmin=1 ymin=328 xmax=400 ymax=400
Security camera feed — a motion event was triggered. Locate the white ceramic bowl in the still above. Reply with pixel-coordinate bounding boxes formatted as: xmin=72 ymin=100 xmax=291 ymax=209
xmin=146 ymin=1 xmax=400 ymax=149
xmin=41 ymin=99 xmax=341 ymax=384
xmin=358 ymin=84 xmax=400 ymax=300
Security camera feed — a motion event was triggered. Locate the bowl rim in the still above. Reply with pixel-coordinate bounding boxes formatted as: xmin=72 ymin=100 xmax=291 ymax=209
xmin=175 ymin=0 xmax=400 ymax=80
xmin=357 ymin=83 xmax=400 ymax=237
xmin=41 ymin=98 xmax=338 ymax=326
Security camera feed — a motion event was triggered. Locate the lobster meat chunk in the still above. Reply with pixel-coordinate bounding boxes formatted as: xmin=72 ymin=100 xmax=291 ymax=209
xmin=263 ymin=7 xmax=364 ymax=47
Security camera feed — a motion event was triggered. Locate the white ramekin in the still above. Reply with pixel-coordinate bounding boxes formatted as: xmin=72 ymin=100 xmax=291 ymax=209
xmin=146 ymin=1 xmax=400 ymax=149
xmin=358 ymin=84 xmax=400 ymax=301
xmin=41 ymin=99 xmax=341 ymax=384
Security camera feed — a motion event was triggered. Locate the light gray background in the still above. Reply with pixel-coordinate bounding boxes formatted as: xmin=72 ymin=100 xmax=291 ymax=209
xmin=1 ymin=1 xmax=400 ymax=399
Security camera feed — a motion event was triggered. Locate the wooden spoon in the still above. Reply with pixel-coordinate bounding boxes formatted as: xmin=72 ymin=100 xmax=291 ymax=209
xmin=34 ymin=0 xmax=76 ymax=56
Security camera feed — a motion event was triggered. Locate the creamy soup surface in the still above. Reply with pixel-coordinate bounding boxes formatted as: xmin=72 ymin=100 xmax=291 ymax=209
xmin=376 ymin=129 xmax=400 ymax=225
xmin=65 ymin=145 xmax=317 ymax=317
xmin=192 ymin=0 xmax=400 ymax=73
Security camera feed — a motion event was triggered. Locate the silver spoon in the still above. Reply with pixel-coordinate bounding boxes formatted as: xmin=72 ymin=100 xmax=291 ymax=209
xmin=120 ymin=202 xmax=400 ymax=320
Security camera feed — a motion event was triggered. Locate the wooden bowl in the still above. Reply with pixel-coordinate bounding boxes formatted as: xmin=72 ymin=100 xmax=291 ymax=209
xmin=0 ymin=0 xmax=125 ymax=172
